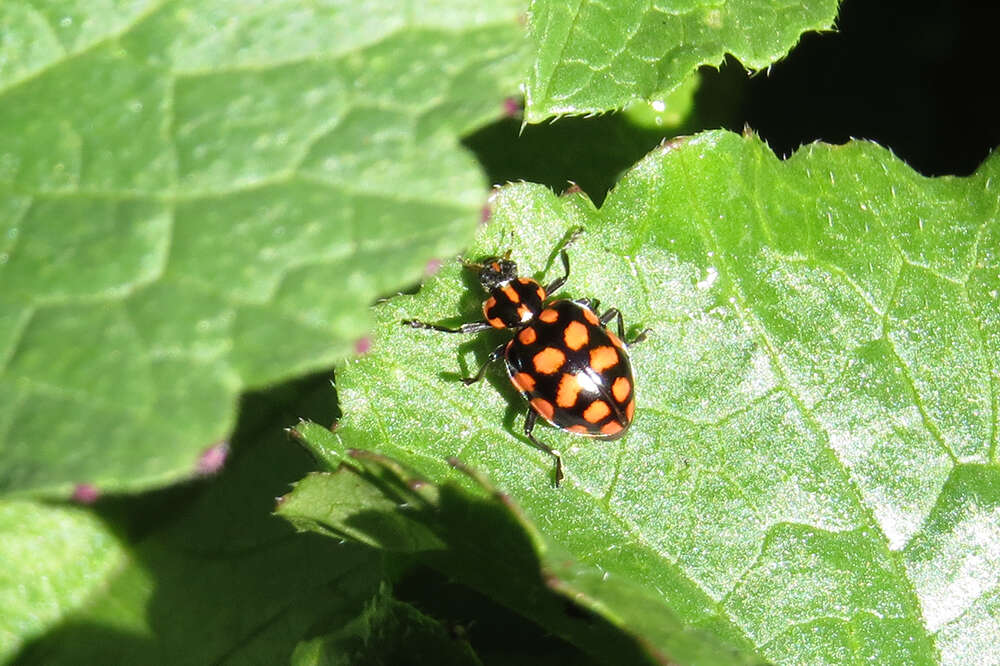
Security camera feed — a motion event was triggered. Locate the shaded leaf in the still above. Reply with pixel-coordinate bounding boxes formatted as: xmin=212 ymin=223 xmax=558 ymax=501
xmin=279 ymin=437 xmax=759 ymax=665
xmin=464 ymin=71 xmax=704 ymax=207
xmin=12 ymin=375 xmax=469 ymax=665
xmin=291 ymin=581 xmax=482 ymax=666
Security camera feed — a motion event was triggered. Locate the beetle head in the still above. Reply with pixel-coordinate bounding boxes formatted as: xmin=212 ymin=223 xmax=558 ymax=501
xmin=462 ymin=251 xmax=517 ymax=291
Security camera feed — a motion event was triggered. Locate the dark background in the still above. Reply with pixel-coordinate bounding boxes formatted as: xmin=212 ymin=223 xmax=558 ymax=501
xmin=735 ymin=0 xmax=1000 ymax=178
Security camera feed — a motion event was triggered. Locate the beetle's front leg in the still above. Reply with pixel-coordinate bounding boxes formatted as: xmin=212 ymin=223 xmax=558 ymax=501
xmin=403 ymin=319 xmax=495 ymax=334
xmin=598 ymin=308 xmax=649 ymax=346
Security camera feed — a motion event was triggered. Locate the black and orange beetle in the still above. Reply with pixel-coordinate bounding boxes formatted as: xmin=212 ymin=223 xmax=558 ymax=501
xmin=403 ymin=231 xmax=646 ymax=485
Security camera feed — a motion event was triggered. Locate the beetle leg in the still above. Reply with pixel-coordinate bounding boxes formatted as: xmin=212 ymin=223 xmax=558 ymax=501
xmin=573 ymin=297 xmax=600 ymax=312
xmin=524 ymin=410 xmax=564 ymax=486
xmin=403 ymin=319 xmax=494 ymax=334
xmin=599 ymin=307 xmax=625 ymax=339
xmin=599 ymin=308 xmax=650 ymax=346
xmin=461 ymin=344 xmax=506 ymax=385
xmin=629 ymin=328 xmax=651 ymax=345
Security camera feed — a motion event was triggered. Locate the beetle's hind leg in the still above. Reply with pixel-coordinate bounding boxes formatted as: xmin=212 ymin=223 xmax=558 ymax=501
xmin=461 ymin=343 xmax=506 ymax=385
xmin=524 ymin=410 xmax=564 ymax=486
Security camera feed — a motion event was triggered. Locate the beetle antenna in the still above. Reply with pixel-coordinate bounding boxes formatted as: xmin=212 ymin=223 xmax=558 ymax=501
xmin=541 ymin=226 xmax=585 ymax=276
xmin=459 ymin=257 xmax=484 ymax=270
xmin=562 ymin=226 xmax=584 ymax=250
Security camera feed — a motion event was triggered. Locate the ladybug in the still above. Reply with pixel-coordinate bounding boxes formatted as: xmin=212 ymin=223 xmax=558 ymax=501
xmin=403 ymin=231 xmax=646 ymax=485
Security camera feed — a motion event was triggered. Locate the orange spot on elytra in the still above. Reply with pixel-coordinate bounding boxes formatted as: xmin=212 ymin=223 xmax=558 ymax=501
xmin=536 ymin=286 xmax=546 ymax=301
xmin=563 ymin=320 xmax=589 ymax=350
xmin=483 ymin=296 xmax=496 ymax=313
xmin=612 ymin=377 xmax=631 ymax=402
xmin=556 ymin=374 xmax=581 ymax=408
xmin=511 ymin=372 xmax=536 ymax=392
xmin=483 ymin=296 xmax=503 ymax=327
xmin=583 ymin=400 xmax=611 ymax=423
xmin=531 ymin=397 xmax=554 ymax=420
xmin=589 ymin=346 xmax=618 ymax=371
xmin=518 ymin=327 xmax=537 ymax=344
xmin=501 ymin=284 xmax=520 ymax=303
xmin=539 ymin=308 xmax=559 ymax=323
xmin=626 ymin=399 xmax=635 ymax=421
xmin=533 ymin=347 xmax=566 ymax=374
xmin=608 ymin=330 xmax=625 ymax=349
xmin=601 ymin=421 xmax=624 ymax=436
xmin=516 ymin=304 xmax=531 ymax=321
xmin=567 ymin=424 xmax=589 ymax=434
xmin=583 ymin=308 xmax=600 ymax=326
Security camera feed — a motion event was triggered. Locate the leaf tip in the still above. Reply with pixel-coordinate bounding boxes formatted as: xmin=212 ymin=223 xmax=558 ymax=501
xmin=71 ymin=483 xmax=100 ymax=504
xmin=560 ymin=182 xmax=584 ymax=197
xmin=502 ymin=96 xmax=522 ymax=119
xmin=195 ymin=441 xmax=229 ymax=476
xmin=424 ymin=258 xmax=443 ymax=276
xmin=657 ymin=135 xmax=691 ymax=154
xmin=741 ymin=123 xmax=768 ymax=147
xmin=354 ymin=336 xmax=372 ymax=355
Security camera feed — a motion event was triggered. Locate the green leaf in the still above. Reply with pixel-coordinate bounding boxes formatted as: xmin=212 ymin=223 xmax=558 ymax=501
xmin=12 ymin=375 xmax=477 ymax=665
xmin=524 ymin=0 xmax=840 ymax=122
xmin=293 ymin=130 xmax=1000 ymax=663
xmin=0 ymin=1 xmax=530 ymax=496
xmin=0 ymin=500 xmax=126 ymax=662
xmin=278 ymin=436 xmax=757 ymax=665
